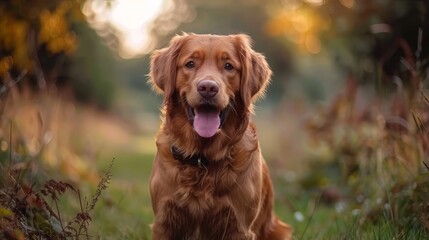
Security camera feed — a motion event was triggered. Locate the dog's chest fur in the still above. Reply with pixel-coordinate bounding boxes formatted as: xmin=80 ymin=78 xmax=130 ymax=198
xmin=163 ymin=160 xmax=257 ymax=239
xmin=172 ymin=160 xmax=239 ymax=211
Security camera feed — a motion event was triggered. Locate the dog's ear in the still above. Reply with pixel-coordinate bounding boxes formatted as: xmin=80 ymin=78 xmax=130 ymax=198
xmin=149 ymin=34 xmax=188 ymax=103
xmin=234 ymin=34 xmax=272 ymax=108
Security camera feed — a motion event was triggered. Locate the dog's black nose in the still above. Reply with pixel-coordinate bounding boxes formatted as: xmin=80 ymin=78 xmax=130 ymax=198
xmin=197 ymin=80 xmax=219 ymax=99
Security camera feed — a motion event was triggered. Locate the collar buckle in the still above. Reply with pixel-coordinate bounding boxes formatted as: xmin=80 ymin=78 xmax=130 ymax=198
xmin=197 ymin=158 xmax=202 ymax=168
xmin=171 ymin=146 xmax=209 ymax=169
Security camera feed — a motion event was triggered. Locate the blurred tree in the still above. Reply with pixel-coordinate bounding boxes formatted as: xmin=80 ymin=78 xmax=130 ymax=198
xmin=0 ymin=0 xmax=82 ymax=88
xmin=0 ymin=0 xmax=118 ymax=109
xmin=69 ymin=22 xmax=118 ymax=110
xmin=267 ymin=0 xmax=429 ymax=96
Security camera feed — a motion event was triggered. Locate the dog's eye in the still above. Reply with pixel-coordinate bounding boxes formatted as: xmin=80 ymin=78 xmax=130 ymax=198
xmin=224 ymin=63 xmax=234 ymax=71
xmin=185 ymin=61 xmax=195 ymax=69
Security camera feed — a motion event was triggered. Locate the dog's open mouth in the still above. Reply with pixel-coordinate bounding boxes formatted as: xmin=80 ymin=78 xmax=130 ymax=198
xmin=187 ymin=104 xmax=228 ymax=138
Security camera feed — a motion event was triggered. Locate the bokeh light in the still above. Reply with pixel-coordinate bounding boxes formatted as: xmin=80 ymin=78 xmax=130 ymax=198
xmin=83 ymin=0 xmax=165 ymax=58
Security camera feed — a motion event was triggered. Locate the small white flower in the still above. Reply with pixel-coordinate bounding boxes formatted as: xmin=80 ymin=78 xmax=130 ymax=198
xmin=294 ymin=211 xmax=305 ymax=222
xmin=335 ymin=201 xmax=346 ymax=213
xmin=384 ymin=203 xmax=390 ymax=210
xmin=376 ymin=198 xmax=382 ymax=205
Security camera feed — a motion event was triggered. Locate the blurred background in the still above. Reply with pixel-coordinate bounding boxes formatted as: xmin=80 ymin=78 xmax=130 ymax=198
xmin=1 ymin=0 xmax=429 ymax=239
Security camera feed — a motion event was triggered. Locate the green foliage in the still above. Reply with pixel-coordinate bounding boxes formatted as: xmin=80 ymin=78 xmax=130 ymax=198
xmin=70 ymin=22 xmax=118 ymax=110
xmin=266 ymin=0 xmax=429 ymax=103
xmin=302 ymin=36 xmax=429 ymax=238
xmin=0 ymin=133 xmax=113 ymax=239
xmin=0 ymin=69 xmax=115 ymax=238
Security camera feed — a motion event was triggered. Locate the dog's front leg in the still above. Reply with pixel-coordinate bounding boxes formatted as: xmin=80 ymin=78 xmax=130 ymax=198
xmin=152 ymin=200 xmax=196 ymax=240
xmin=197 ymin=206 xmax=256 ymax=240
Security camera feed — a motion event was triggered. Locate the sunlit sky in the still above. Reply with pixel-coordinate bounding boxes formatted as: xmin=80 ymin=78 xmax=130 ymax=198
xmin=83 ymin=0 xmax=165 ymax=58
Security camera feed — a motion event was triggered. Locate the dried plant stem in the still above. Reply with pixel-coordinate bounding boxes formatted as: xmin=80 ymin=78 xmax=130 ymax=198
xmin=423 ymin=161 xmax=429 ymax=171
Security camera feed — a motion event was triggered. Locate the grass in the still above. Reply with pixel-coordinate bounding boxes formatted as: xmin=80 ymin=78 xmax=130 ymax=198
xmin=89 ymin=151 xmax=154 ymax=239
xmin=0 ymin=88 xmax=157 ymax=239
xmin=2 ymin=99 xmax=429 ymax=239
xmin=89 ymin=126 xmax=157 ymax=239
xmin=86 ymin=135 xmax=429 ymax=240
xmin=273 ymin=176 xmax=429 ymax=240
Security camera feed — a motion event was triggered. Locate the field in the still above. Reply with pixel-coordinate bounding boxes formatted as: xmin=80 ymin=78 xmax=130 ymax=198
xmin=1 ymin=1 xmax=428 ymax=239
xmin=2 ymin=87 xmax=426 ymax=239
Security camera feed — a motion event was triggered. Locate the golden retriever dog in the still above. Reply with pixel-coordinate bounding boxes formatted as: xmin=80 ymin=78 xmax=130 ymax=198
xmin=149 ymin=33 xmax=292 ymax=240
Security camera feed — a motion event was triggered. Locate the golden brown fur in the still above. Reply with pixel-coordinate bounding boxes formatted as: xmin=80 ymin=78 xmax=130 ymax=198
xmin=149 ymin=33 xmax=292 ymax=240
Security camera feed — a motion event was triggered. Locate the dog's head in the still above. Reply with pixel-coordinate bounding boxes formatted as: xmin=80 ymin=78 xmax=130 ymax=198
xmin=149 ymin=33 xmax=271 ymax=138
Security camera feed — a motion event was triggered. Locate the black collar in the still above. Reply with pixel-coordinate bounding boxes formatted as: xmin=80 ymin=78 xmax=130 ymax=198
xmin=171 ymin=146 xmax=209 ymax=169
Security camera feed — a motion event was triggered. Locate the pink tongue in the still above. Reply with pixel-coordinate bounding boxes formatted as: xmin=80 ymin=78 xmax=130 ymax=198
xmin=193 ymin=108 xmax=221 ymax=138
